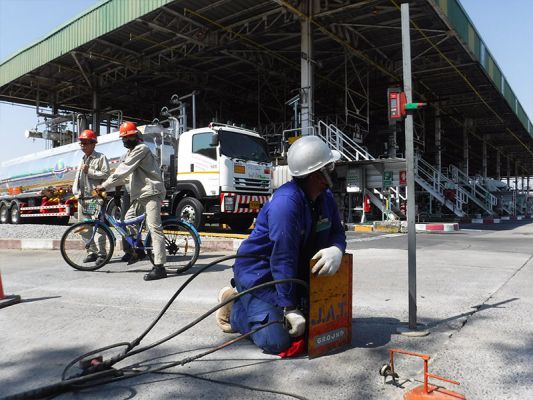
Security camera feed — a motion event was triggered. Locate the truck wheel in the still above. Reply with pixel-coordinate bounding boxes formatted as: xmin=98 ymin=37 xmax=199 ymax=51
xmin=0 ymin=202 xmax=10 ymax=224
xmin=10 ymin=202 xmax=21 ymax=225
xmin=175 ymin=197 xmax=205 ymax=230
xmin=228 ymin=216 xmax=254 ymax=233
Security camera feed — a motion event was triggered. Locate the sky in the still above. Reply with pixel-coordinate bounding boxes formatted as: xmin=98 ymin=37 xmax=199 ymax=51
xmin=0 ymin=0 xmax=532 ymax=162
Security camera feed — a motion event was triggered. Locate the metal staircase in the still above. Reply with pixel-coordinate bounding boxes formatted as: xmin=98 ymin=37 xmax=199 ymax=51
xmin=316 ymin=121 xmax=405 ymax=220
xmin=316 ymin=121 xmax=374 ymax=161
xmin=448 ymin=165 xmax=498 ymax=216
xmin=415 ymin=157 xmax=467 ymax=217
xmin=312 ymin=122 xmax=473 ymax=219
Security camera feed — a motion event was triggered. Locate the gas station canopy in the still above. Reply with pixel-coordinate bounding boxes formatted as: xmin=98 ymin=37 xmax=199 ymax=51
xmin=1 ymin=0 xmax=531 ymax=173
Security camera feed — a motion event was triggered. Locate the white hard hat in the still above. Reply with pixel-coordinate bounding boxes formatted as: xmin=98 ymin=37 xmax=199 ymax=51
xmin=287 ymin=135 xmax=341 ymax=178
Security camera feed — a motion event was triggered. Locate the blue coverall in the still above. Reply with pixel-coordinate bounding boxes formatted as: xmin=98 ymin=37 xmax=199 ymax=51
xmin=230 ymin=180 xmax=347 ymax=353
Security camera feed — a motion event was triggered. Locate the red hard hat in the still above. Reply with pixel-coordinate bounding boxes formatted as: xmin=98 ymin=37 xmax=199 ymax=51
xmin=79 ymin=129 xmax=97 ymax=142
xmin=119 ymin=121 xmax=139 ymax=138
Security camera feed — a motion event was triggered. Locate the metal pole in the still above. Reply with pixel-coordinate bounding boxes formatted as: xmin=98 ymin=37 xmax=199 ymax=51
xmin=496 ymin=150 xmax=501 ymax=180
xmin=300 ymin=0 xmax=314 ymax=135
xmin=482 ymin=134 xmax=487 ymax=178
xmin=192 ymin=91 xmax=197 ymax=129
xmin=401 ymin=3 xmax=417 ymax=330
xmin=435 ymin=107 xmax=441 ymax=173
xmin=463 ymin=120 xmax=469 ymax=176
xmin=507 ymin=157 xmax=510 ymax=187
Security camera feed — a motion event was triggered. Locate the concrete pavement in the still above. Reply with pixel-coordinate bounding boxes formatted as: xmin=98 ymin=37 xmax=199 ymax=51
xmin=1 ymin=221 xmax=533 ymax=399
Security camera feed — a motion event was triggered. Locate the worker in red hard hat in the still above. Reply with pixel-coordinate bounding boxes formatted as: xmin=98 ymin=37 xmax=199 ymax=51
xmin=73 ymin=129 xmax=110 ymax=267
xmin=96 ymin=121 xmax=167 ymax=281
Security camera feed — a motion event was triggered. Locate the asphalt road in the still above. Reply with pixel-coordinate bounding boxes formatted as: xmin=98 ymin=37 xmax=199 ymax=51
xmin=1 ymin=221 xmax=533 ymax=399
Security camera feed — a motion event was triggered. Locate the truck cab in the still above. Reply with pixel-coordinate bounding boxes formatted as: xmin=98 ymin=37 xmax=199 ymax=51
xmin=174 ymin=123 xmax=272 ymax=232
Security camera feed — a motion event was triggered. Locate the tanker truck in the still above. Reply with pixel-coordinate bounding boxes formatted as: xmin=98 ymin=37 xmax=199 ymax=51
xmin=0 ymin=122 xmax=272 ymax=232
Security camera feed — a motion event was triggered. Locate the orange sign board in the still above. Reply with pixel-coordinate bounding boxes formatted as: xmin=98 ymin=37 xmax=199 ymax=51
xmin=308 ymin=253 xmax=353 ymax=358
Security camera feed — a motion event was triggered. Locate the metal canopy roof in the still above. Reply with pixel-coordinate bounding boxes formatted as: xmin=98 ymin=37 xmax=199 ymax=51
xmin=1 ymin=0 xmax=532 ymax=174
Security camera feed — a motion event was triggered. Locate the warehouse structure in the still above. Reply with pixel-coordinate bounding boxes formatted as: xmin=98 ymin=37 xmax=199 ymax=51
xmin=0 ymin=0 xmax=532 ymax=222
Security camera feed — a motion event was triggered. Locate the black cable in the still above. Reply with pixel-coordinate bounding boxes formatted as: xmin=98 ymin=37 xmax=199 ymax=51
xmin=156 ymin=372 xmax=310 ymax=400
xmin=62 ymin=253 xmax=260 ymax=380
xmin=123 ymin=277 xmax=308 ymax=358
xmin=5 ymin=254 xmax=309 ymax=400
xmin=128 ymin=253 xmax=261 ymax=350
xmin=58 ymin=322 xmax=309 ymax=400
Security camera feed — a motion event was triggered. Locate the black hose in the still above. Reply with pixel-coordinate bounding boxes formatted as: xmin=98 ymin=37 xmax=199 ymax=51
xmin=59 ymin=254 xmax=253 ymax=381
xmin=4 ymin=254 xmax=309 ymax=400
xmin=124 ymin=277 xmax=307 ymax=358
xmin=52 ymin=321 xmax=309 ymax=400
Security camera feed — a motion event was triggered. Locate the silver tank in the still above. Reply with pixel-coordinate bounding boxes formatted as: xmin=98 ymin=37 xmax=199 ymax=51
xmin=0 ymin=125 xmax=174 ymax=197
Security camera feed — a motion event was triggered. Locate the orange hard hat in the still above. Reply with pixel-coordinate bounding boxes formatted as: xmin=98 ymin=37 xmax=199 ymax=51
xmin=79 ymin=129 xmax=97 ymax=142
xmin=119 ymin=121 xmax=140 ymax=138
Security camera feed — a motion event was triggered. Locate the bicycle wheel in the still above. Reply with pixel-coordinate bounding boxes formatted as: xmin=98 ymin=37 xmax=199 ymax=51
xmin=146 ymin=221 xmax=200 ymax=273
xmin=60 ymin=222 xmax=115 ymax=271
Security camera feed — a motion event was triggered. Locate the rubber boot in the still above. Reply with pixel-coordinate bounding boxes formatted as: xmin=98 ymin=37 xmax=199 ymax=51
xmin=144 ymin=265 xmax=167 ymax=281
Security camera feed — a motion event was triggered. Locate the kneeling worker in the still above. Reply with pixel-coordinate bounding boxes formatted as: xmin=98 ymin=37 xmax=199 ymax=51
xmin=216 ymin=136 xmax=347 ymax=353
xmin=96 ymin=121 xmax=167 ymax=281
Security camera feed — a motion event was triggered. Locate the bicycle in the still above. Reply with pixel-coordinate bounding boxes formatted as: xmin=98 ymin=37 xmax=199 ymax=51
xmin=60 ymin=194 xmax=201 ymax=273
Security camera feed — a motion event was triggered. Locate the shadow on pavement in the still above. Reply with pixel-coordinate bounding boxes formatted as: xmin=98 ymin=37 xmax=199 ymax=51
xmin=351 ymin=317 xmax=400 ymax=349
xmin=460 ymin=219 xmax=533 ymax=231
xmin=21 ymin=295 xmax=62 ymax=304
xmin=424 ymin=297 xmax=519 ymax=331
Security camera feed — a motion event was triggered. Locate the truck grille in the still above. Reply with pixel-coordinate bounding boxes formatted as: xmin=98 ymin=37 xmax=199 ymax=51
xmin=233 ymin=177 xmax=271 ymax=193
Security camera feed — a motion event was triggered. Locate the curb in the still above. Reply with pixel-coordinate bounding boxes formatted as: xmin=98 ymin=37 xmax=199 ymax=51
xmin=461 ymin=215 xmax=533 ymax=224
xmin=352 ymin=225 xmax=373 ymax=233
xmin=415 ymin=223 xmax=459 ymax=232
xmin=0 ymin=237 xmax=243 ymax=252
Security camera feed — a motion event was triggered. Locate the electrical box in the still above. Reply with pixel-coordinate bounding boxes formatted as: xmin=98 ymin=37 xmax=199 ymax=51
xmin=346 ymin=168 xmax=363 ymax=193
xmin=387 ymin=87 xmax=406 ymax=124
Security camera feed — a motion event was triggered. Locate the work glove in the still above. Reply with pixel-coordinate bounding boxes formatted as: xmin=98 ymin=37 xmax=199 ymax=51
xmin=284 ymin=309 xmax=306 ymax=337
xmin=311 ymin=246 xmax=343 ymax=276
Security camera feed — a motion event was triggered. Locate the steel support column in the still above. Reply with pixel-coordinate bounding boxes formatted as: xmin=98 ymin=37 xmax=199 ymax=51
xmin=300 ymin=0 xmax=314 ymax=135
xmin=514 ymin=161 xmax=518 ymax=190
xmin=463 ymin=119 xmax=471 ymax=176
xmin=92 ymin=84 xmax=100 ymax=135
xmin=507 ymin=157 xmax=511 ymax=187
xmin=435 ymin=107 xmax=441 ymax=173
xmin=482 ymin=134 xmax=487 ymax=178
xmin=496 ymin=150 xmax=501 ymax=180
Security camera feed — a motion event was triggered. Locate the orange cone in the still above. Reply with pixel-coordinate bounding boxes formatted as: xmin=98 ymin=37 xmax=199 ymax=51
xmin=0 ymin=271 xmax=21 ymax=308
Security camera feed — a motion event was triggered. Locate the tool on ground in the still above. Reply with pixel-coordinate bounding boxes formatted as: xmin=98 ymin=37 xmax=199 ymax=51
xmin=379 ymin=349 xmax=466 ymax=399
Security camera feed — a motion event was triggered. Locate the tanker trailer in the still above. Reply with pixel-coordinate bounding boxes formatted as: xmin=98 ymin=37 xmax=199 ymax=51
xmin=0 ymin=126 xmax=173 ymax=225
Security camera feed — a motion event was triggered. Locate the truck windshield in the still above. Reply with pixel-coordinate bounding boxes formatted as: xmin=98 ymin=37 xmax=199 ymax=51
xmin=219 ymin=130 xmax=270 ymax=163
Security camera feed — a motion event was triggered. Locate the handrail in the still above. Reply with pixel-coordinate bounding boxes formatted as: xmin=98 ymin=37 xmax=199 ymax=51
xmin=389 ymin=186 xmax=407 ymax=202
xmin=416 ymin=156 xmax=468 ymax=212
xmin=316 ymin=120 xmax=374 ymax=161
xmin=280 ymin=126 xmax=315 ymax=157
xmin=449 ymin=165 xmax=498 ymax=209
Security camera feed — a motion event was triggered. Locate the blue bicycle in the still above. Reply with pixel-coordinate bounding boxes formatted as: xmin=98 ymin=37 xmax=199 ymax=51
xmin=60 ymin=195 xmax=201 ymax=273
